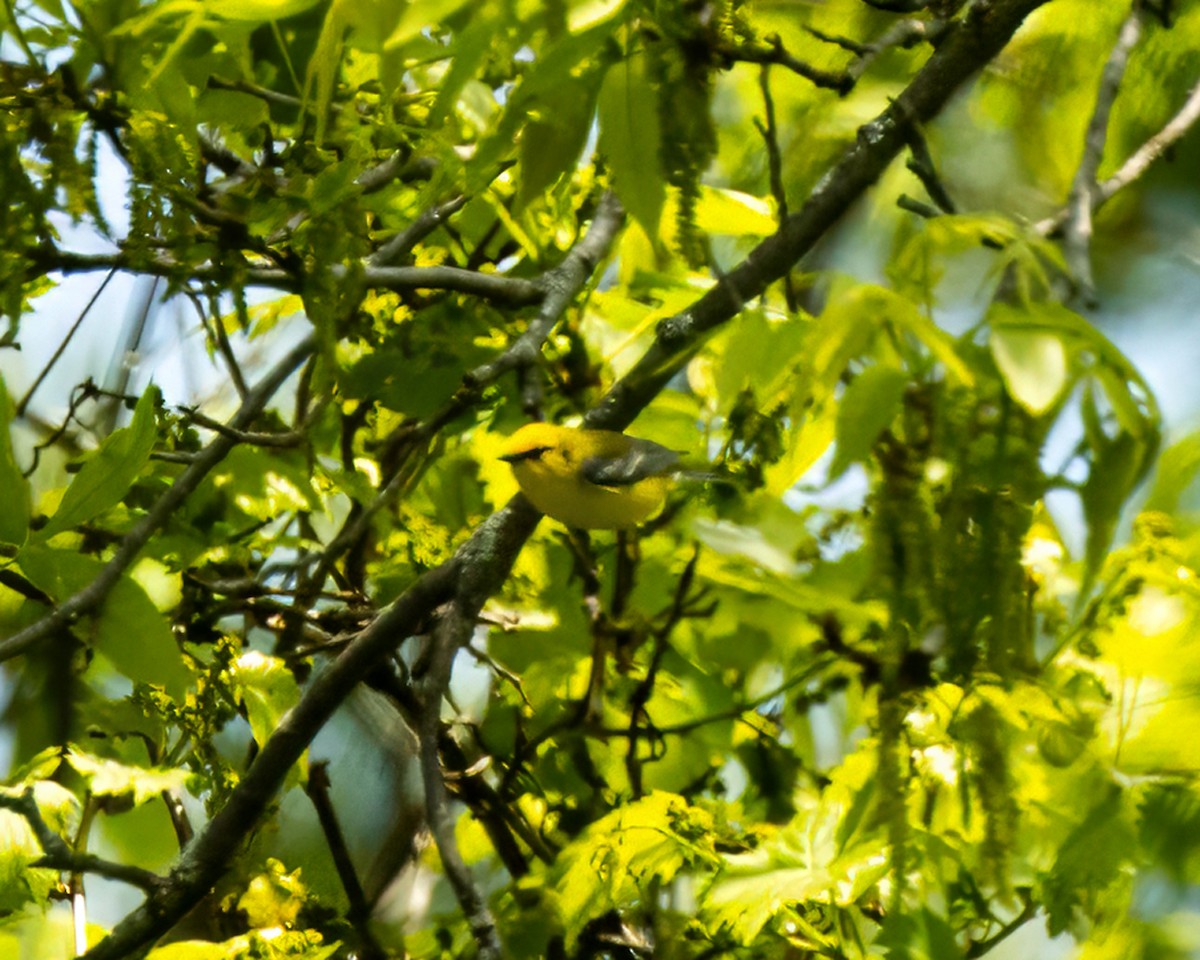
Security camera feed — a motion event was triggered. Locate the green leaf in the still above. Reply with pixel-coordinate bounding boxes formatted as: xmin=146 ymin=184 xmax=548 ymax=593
xmin=878 ymin=907 xmax=962 ymax=960
xmin=198 ymin=89 xmax=270 ymax=130
xmin=1042 ymin=785 xmax=1134 ymax=936
xmin=147 ymin=941 xmax=241 ymax=960
xmin=1144 ymin=430 xmax=1200 ymax=515
xmin=303 ymin=0 xmax=347 ymax=147
xmin=1079 ymin=427 xmax=1141 ymax=592
xmin=341 ymin=340 xmax=491 ymax=418
xmin=554 ymin=792 xmax=717 ymax=947
xmin=0 ymin=375 xmax=30 ymax=547
xmin=692 ymin=186 xmax=776 ymax=237
xmin=0 ymin=782 xmax=77 ymax=913
xmin=384 ymin=0 xmax=468 ymax=50
xmin=428 ymin=6 xmax=507 ymax=125
xmin=64 ymin=747 xmax=190 ymax=805
xmin=829 ymin=364 xmax=908 ymax=480
xmin=148 ymin=934 xmax=339 ymax=960
xmin=206 ymin=0 xmax=323 ymax=20
xmin=469 ymin=18 xmax=616 ymax=184
xmin=39 ymin=385 xmax=158 ymax=540
xmin=99 ymin=574 xmax=191 ymax=698
xmin=16 ymin=545 xmax=189 ymax=696
xmin=987 ymin=300 xmax=1158 ymax=438
xmin=517 ymin=70 xmax=601 ymax=210
xmin=989 ymin=324 xmax=1068 ymax=415
xmin=229 ymin=652 xmax=304 ymax=777
xmin=597 ymin=52 xmax=665 ymax=243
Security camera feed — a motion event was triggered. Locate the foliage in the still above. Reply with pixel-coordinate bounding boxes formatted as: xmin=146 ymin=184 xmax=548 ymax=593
xmin=2 ymin=0 xmax=1200 ymax=958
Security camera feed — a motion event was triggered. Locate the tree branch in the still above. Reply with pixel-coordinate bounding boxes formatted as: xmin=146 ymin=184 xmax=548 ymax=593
xmin=79 ymin=499 xmax=539 ymax=960
xmin=586 ymin=0 xmax=1051 ymax=432
xmin=1036 ymin=77 xmax=1200 ymax=238
xmin=292 ymin=192 xmax=624 ymax=607
xmin=27 ymin=251 xmax=543 ymax=307
xmin=304 ymin=764 xmax=385 ymax=960
xmin=371 ymin=195 xmax=469 ymax=268
xmin=717 ymin=35 xmax=855 ymax=94
xmin=462 ymin=191 xmax=624 ymax=389
xmin=415 ymin=607 xmax=503 ymax=960
xmin=0 ymin=789 xmax=166 ymax=894
xmin=76 ymin=3 xmax=1049 ymax=954
xmin=1062 ymin=7 xmax=1145 ymax=306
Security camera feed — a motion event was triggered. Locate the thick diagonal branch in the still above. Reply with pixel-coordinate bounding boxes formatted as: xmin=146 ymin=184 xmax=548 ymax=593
xmin=79 ymin=3 xmax=1049 ymax=956
xmin=587 ymin=0 xmax=1050 ymax=431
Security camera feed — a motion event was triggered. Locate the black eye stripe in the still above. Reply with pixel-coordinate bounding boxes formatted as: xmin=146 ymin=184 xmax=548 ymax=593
xmin=500 ymin=445 xmax=552 ymax=464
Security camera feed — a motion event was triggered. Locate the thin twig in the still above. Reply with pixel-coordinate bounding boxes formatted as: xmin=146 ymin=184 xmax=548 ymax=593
xmin=416 ymin=609 xmax=503 ymax=960
xmin=305 ymin=764 xmax=385 ymax=960
xmin=1062 ymin=8 xmax=1145 ymax=306
xmin=462 ymin=191 xmax=624 ymax=388
xmin=183 ymin=407 xmax=306 ymax=447
xmin=208 ymin=75 xmax=303 ymax=109
xmin=27 ymin=251 xmax=544 ymax=307
xmin=16 ymin=269 xmax=116 ymax=417
xmin=206 ymin=296 xmax=250 ymax=399
xmin=964 ymin=890 xmax=1036 ymax=958
xmin=905 ymin=123 xmax=957 ymax=213
xmin=371 ymin=195 xmax=468 ymax=267
xmin=1 ymin=0 xmax=42 ymax=68
xmin=897 ymin=193 xmax=942 ymax=218
xmin=718 ymin=35 xmax=854 ymax=94
xmin=1036 ymin=78 xmax=1200 ymax=237
xmin=357 ymin=153 xmax=439 ymax=194
xmin=754 ymin=68 xmax=798 ymax=312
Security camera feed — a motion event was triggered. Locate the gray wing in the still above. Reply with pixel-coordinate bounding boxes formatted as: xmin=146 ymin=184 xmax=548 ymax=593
xmin=582 ymin=438 xmax=682 ymax=487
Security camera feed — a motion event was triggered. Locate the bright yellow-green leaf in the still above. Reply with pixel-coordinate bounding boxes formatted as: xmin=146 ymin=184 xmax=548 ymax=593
xmin=598 ymin=52 xmax=665 ymax=243
xmin=38 ymin=385 xmax=159 ymax=540
xmin=65 ymin=747 xmax=191 ymax=805
xmin=384 ymin=0 xmax=463 ymax=50
xmin=238 ymin=859 xmax=307 ymax=930
xmin=763 ymin=403 xmax=836 ymax=497
xmin=990 ymin=326 xmax=1068 ymax=415
xmin=207 ymin=0 xmax=323 ymax=20
xmin=229 ymin=652 xmax=304 ymax=777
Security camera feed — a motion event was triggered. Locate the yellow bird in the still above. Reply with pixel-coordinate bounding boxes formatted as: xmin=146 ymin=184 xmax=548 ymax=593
xmin=499 ymin=423 xmax=680 ymax=529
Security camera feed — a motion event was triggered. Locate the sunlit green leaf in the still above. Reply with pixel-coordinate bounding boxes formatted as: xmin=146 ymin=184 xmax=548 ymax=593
xmin=990 ymin=325 xmax=1068 ymax=415
xmin=229 ymin=652 xmax=304 ymax=776
xmin=598 ymin=52 xmax=665 ymax=243
xmin=65 ymin=747 xmax=191 ymax=805
xmin=38 ymin=386 xmax=159 ymax=540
